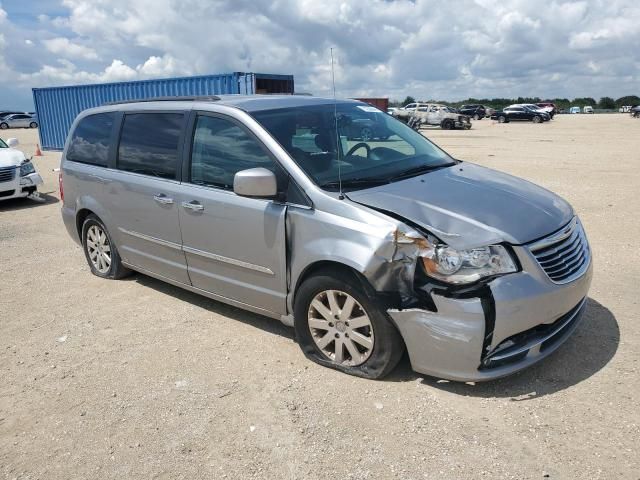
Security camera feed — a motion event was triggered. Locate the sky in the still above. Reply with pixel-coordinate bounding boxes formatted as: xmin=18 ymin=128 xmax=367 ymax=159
xmin=0 ymin=0 xmax=638 ymax=109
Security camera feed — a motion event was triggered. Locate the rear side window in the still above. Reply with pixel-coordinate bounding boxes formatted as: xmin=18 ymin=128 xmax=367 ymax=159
xmin=66 ymin=112 xmax=115 ymax=166
xmin=117 ymin=113 xmax=183 ymax=180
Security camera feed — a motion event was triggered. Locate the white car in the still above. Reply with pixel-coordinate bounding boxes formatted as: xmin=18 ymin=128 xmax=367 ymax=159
xmin=0 ymin=114 xmax=39 ymax=129
xmin=583 ymin=106 xmax=594 ymax=114
xmin=0 ymin=137 xmax=44 ymax=201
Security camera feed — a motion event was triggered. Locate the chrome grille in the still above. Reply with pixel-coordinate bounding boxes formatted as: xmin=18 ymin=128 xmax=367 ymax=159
xmin=529 ymin=217 xmax=590 ymax=283
xmin=0 ymin=166 xmax=16 ymax=183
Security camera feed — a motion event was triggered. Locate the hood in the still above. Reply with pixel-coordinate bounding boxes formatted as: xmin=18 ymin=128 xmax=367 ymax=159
xmin=347 ymin=163 xmax=573 ymax=249
xmin=0 ymin=148 xmax=26 ymax=168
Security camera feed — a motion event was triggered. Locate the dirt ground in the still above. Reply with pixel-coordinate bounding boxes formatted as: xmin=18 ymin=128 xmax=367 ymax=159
xmin=1 ymin=114 xmax=639 ymax=479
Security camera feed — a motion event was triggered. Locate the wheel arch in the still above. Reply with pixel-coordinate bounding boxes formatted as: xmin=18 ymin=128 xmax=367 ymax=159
xmin=292 ymin=260 xmax=372 ymax=306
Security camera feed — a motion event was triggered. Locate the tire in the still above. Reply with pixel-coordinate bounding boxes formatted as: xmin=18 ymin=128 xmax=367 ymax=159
xmin=81 ymin=214 xmax=131 ymax=279
xmin=294 ymin=270 xmax=404 ymax=379
xmin=360 ymin=127 xmax=373 ymax=141
xmin=532 ymin=115 xmax=542 ymax=123
xmin=29 ymin=122 xmax=38 ymax=128
xmin=498 ymin=115 xmax=507 ymax=123
xmin=0 ymin=123 xmax=7 ymax=129
xmin=441 ymin=119 xmax=453 ymax=130
xmin=474 ymin=113 xmax=480 ymax=121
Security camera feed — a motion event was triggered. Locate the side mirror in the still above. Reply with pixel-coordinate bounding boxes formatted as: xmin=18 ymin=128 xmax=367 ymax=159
xmin=233 ymin=168 xmax=277 ymax=198
xmin=7 ymin=138 xmax=19 ymax=148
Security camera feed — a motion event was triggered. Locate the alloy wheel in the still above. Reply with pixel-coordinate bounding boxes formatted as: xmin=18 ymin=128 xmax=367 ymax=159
xmin=360 ymin=127 xmax=373 ymax=141
xmin=308 ymin=289 xmax=374 ymax=366
xmin=86 ymin=224 xmax=112 ymax=274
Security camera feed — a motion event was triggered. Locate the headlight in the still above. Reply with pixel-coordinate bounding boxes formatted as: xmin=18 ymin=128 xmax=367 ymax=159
xmin=20 ymin=160 xmax=35 ymax=177
xmin=413 ymin=235 xmax=517 ymax=284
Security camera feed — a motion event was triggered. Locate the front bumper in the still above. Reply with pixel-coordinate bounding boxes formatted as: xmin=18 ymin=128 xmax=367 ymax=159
xmin=0 ymin=172 xmax=43 ymax=200
xmin=389 ymin=248 xmax=593 ymax=382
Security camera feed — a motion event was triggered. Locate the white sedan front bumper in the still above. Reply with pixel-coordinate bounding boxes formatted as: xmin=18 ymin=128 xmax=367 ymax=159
xmin=0 ymin=169 xmax=43 ymax=201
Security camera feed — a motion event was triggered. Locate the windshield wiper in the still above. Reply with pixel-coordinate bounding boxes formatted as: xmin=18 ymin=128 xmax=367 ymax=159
xmin=389 ymin=163 xmax=455 ymax=181
xmin=319 ymin=177 xmax=389 ymax=190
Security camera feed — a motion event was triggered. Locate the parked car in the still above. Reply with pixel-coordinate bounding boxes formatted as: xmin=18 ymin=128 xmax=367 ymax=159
xmin=0 ymin=113 xmax=39 ymax=129
xmin=536 ymin=103 xmax=557 ymax=115
xmin=341 ymin=108 xmax=390 ymax=141
xmin=569 ymin=106 xmax=581 ymax=114
xmin=619 ymin=105 xmax=632 ymax=113
xmin=60 ymin=96 xmax=592 ymax=381
xmin=458 ymin=104 xmax=487 ymax=120
xmin=406 ymin=104 xmax=471 ymax=130
xmin=0 ymin=137 xmax=44 ymax=201
xmin=386 ymin=107 xmax=398 ymax=115
xmin=490 ymin=105 xmax=549 ymax=123
xmin=631 ymin=106 xmax=640 ymax=118
xmin=0 ymin=111 xmax=27 ymax=120
xmin=583 ymin=106 xmax=594 ymax=114
xmin=391 ymin=102 xmax=429 ymax=122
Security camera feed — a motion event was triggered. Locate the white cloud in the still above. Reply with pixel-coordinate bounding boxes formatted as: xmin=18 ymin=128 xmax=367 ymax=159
xmin=0 ymin=0 xmax=639 ymax=106
xmin=43 ymin=37 xmax=99 ymax=60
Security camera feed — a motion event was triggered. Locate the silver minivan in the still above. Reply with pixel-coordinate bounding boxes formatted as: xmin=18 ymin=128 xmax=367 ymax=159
xmin=60 ymin=96 xmax=592 ymax=381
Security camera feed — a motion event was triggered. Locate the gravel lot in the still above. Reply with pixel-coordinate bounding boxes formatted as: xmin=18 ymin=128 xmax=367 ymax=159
xmin=1 ymin=114 xmax=638 ymax=479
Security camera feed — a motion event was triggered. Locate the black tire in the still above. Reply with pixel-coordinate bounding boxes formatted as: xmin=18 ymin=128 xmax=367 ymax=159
xmin=0 ymin=123 xmax=7 ymax=129
xmin=532 ymin=115 xmax=542 ymax=123
xmin=29 ymin=122 xmax=38 ymax=128
xmin=441 ymin=119 xmax=453 ymax=130
xmin=81 ymin=214 xmax=131 ymax=279
xmin=294 ymin=269 xmax=404 ymax=379
xmin=498 ymin=115 xmax=507 ymax=123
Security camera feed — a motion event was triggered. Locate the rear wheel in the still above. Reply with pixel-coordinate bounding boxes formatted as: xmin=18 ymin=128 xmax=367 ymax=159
xmin=294 ymin=270 xmax=404 ymax=379
xmin=441 ymin=119 xmax=453 ymax=130
xmin=0 ymin=123 xmax=7 ymax=129
xmin=498 ymin=115 xmax=507 ymax=123
xmin=474 ymin=113 xmax=480 ymax=121
xmin=82 ymin=214 xmax=131 ymax=279
xmin=360 ymin=127 xmax=373 ymax=141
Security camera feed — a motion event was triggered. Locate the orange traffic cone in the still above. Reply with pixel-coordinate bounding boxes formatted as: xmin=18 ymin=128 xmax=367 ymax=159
xmin=34 ymin=144 xmax=42 ymax=156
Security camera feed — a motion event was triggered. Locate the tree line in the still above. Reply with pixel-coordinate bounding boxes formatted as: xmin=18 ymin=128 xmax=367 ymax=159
xmin=392 ymin=95 xmax=640 ymax=110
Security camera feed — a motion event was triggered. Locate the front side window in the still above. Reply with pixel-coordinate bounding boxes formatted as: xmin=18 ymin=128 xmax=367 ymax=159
xmin=67 ymin=112 xmax=115 ymax=166
xmin=190 ymin=115 xmax=280 ymax=190
xmin=117 ymin=113 xmax=183 ymax=179
xmin=0 ymin=138 xmax=7 ymax=148
xmin=252 ymin=102 xmax=454 ymax=191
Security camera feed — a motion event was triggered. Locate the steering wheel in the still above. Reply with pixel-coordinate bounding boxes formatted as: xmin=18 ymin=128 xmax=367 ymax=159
xmin=346 ymin=142 xmax=371 ymax=158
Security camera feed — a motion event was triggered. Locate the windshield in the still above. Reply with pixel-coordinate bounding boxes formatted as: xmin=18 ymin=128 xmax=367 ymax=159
xmin=251 ymin=102 xmax=455 ymax=191
xmin=0 ymin=138 xmax=7 ymax=148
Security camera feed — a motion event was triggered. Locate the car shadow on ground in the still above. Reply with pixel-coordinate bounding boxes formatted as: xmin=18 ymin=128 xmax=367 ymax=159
xmin=0 ymin=192 xmax=59 ymax=211
xmin=133 ymin=274 xmax=295 ymax=341
xmin=387 ymin=297 xmax=619 ymax=399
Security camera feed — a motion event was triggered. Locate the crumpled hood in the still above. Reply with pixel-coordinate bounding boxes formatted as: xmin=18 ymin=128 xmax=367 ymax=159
xmin=0 ymin=148 xmax=26 ymax=168
xmin=347 ymin=163 xmax=573 ymax=249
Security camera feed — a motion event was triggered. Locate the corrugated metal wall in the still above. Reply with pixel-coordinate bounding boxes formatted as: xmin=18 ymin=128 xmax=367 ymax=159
xmin=33 ymin=72 xmax=293 ymax=150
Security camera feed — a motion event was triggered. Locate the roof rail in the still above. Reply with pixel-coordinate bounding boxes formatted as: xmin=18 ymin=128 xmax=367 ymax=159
xmin=104 ymin=95 xmax=221 ymax=106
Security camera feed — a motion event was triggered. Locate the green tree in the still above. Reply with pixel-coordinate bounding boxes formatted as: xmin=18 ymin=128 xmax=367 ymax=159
xmin=598 ymin=97 xmax=615 ymax=109
xmin=401 ymin=96 xmax=416 ymax=106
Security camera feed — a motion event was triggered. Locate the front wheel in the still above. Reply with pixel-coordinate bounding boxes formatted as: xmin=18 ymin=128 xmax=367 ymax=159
xmin=498 ymin=115 xmax=507 ymax=123
xmin=360 ymin=127 xmax=373 ymax=141
xmin=0 ymin=123 xmax=7 ymax=129
xmin=294 ymin=271 xmax=404 ymax=379
xmin=532 ymin=115 xmax=542 ymax=123
xmin=474 ymin=113 xmax=480 ymax=120
xmin=82 ymin=214 xmax=131 ymax=279
xmin=29 ymin=122 xmax=38 ymax=128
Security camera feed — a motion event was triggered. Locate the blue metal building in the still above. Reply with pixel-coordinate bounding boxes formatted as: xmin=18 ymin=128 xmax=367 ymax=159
xmin=32 ymin=72 xmax=294 ymax=150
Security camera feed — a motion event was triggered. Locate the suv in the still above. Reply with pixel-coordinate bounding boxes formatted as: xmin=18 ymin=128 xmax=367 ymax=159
xmin=458 ymin=104 xmax=486 ymax=120
xmin=60 ymin=96 xmax=592 ymax=381
xmin=405 ymin=104 xmax=471 ymax=130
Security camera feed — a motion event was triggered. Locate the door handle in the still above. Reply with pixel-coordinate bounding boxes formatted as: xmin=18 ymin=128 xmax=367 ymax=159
xmin=182 ymin=200 xmax=204 ymax=211
xmin=153 ymin=193 xmax=174 ymax=205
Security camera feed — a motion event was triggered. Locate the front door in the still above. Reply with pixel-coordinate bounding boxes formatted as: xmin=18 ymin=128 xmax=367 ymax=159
xmin=104 ymin=111 xmax=190 ymax=284
xmin=178 ymin=113 xmax=288 ymax=315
